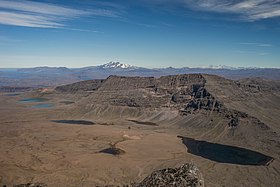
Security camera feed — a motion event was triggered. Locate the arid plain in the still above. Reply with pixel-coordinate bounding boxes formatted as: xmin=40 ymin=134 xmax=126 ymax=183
xmin=0 ymin=74 xmax=280 ymax=187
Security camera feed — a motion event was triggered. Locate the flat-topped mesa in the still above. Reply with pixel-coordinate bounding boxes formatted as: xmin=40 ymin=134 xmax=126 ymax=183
xmin=55 ymin=79 xmax=104 ymax=93
xmin=55 ymin=74 xmax=223 ymax=110
xmin=55 ymin=73 xmax=277 ymax=131
xmin=82 ymin=74 xmax=210 ymax=109
xmin=91 ymin=74 xmax=249 ymax=128
xmin=54 ymin=74 xmax=252 ymax=118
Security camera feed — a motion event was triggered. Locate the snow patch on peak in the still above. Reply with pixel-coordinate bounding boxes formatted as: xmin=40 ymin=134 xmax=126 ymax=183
xmin=102 ymin=61 xmax=135 ymax=69
xmin=207 ymin=65 xmax=259 ymax=70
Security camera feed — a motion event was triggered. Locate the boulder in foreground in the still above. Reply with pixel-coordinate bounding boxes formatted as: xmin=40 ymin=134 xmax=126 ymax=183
xmin=131 ymin=163 xmax=204 ymax=187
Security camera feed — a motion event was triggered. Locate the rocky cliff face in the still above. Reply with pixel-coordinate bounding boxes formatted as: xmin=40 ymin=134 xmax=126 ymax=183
xmin=180 ymin=87 xmax=224 ymax=114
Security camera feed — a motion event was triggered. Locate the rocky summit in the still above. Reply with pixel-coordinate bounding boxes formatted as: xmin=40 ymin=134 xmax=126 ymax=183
xmin=131 ymin=163 xmax=204 ymax=187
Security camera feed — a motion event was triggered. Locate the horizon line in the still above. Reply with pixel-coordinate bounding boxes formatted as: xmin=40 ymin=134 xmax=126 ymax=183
xmin=0 ymin=64 xmax=279 ymax=69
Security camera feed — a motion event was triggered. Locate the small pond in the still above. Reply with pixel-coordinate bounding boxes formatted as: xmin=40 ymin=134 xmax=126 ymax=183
xmin=19 ymin=98 xmax=49 ymax=103
xmin=31 ymin=103 xmax=54 ymax=109
xmin=178 ymin=136 xmax=273 ymax=166
xmin=18 ymin=97 xmax=53 ymax=108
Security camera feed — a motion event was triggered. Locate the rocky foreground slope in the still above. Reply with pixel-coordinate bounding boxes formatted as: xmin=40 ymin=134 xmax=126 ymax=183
xmin=10 ymin=163 xmax=203 ymax=187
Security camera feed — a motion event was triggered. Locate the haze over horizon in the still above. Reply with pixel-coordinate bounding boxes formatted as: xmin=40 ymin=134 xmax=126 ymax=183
xmin=0 ymin=61 xmax=279 ymax=70
xmin=0 ymin=0 xmax=280 ymax=68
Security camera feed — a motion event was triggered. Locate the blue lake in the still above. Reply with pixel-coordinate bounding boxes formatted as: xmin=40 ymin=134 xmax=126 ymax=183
xmin=31 ymin=103 xmax=54 ymax=108
xmin=19 ymin=98 xmax=49 ymax=103
xmin=18 ymin=98 xmax=54 ymax=108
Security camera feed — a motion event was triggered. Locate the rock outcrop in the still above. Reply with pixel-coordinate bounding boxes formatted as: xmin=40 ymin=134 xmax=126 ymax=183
xmin=180 ymin=86 xmax=224 ymax=114
xmin=131 ymin=163 xmax=204 ymax=187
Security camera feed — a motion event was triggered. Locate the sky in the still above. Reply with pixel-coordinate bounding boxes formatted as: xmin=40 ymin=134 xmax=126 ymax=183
xmin=0 ymin=0 xmax=280 ymax=68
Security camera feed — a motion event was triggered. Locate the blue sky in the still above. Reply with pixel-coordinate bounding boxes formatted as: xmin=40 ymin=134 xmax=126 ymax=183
xmin=0 ymin=0 xmax=279 ymax=68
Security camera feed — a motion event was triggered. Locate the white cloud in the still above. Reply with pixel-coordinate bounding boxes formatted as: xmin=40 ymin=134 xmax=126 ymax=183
xmin=0 ymin=11 xmax=63 ymax=28
xmin=61 ymin=28 xmax=101 ymax=33
xmin=239 ymin=42 xmax=272 ymax=47
xmin=183 ymin=0 xmax=280 ymax=21
xmin=0 ymin=0 xmax=89 ymax=16
xmin=259 ymin=52 xmax=269 ymax=55
xmin=232 ymin=50 xmax=270 ymax=56
xmin=0 ymin=0 xmax=120 ymax=28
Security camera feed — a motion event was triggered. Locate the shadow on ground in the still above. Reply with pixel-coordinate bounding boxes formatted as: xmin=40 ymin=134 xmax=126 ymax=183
xmin=51 ymin=120 xmax=95 ymax=125
xmin=178 ymin=136 xmax=273 ymax=166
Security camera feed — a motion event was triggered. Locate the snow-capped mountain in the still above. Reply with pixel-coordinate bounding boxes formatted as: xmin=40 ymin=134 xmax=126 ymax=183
xmin=99 ymin=61 xmax=137 ymax=69
xmin=208 ymin=65 xmax=239 ymax=70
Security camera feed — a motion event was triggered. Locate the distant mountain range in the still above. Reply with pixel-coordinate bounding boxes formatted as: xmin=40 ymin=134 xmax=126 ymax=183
xmin=0 ymin=61 xmax=279 ymax=88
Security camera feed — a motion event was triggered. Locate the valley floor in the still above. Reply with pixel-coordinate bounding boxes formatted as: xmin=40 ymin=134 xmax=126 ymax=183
xmin=0 ymin=93 xmax=279 ymax=187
